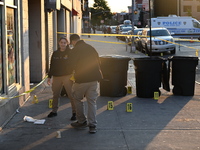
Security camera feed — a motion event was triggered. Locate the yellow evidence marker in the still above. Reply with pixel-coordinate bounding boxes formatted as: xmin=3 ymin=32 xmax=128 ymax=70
xmin=107 ymin=101 xmax=114 ymax=110
xmin=154 ymin=92 xmax=159 ymax=100
xmin=70 ymin=74 xmax=75 ymax=81
xmin=126 ymin=103 xmax=132 ymax=112
xmin=32 ymin=95 xmax=39 ymax=104
xmin=196 ymin=50 xmax=199 ymax=57
xmin=127 ymin=86 xmax=132 ymax=94
xmin=49 ymin=99 xmax=53 ymax=108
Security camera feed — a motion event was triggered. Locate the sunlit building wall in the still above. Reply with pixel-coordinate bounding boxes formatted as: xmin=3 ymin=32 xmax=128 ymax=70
xmin=154 ymin=0 xmax=200 ymax=20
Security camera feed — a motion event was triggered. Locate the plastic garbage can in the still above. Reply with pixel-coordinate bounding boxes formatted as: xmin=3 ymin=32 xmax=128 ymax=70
xmin=133 ymin=57 xmax=169 ymax=98
xmin=100 ymin=55 xmax=131 ymax=97
xmin=169 ymin=56 xmax=199 ymax=96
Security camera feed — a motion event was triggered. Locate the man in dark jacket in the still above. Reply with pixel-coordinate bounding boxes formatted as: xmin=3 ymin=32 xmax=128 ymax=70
xmin=68 ymin=34 xmax=103 ymax=133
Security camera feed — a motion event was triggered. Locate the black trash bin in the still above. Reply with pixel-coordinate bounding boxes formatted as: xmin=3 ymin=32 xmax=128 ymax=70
xmin=169 ymin=56 xmax=199 ymax=96
xmin=100 ymin=55 xmax=131 ymax=97
xmin=133 ymin=57 xmax=169 ymax=98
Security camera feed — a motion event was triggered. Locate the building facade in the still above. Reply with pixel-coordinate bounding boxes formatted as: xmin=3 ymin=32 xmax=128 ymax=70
xmin=0 ymin=0 xmax=30 ymax=127
xmin=125 ymin=0 xmax=200 ymax=27
xmin=179 ymin=0 xmax=200 ymax=20
xmin=154 ymin=0 xmax=200 ymax=20
xmin=0 ymin=0 xmax=82 ymax=128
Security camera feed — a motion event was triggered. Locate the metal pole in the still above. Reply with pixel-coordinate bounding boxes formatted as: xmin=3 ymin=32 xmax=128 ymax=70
xmin=179 ymin=0 xmax=181 ymax=16
xmin=177 ymin=0 xmax=179 ymax=16
xmin=149 ymin=0 xmax=152 ymax=56
xmin=131 ymin=0 xmax=134 ymax=53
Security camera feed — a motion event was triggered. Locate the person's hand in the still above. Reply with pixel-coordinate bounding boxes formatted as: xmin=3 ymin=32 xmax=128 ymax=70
xmin=47 ymin=78 xmax=51 ymax=85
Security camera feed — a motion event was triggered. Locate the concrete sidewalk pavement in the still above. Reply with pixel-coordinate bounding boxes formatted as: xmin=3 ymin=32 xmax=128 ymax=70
xmin=1 ymin=32 xmax=200 ymax=150
xmin=1 ymin=82 xmax=200 ymax=150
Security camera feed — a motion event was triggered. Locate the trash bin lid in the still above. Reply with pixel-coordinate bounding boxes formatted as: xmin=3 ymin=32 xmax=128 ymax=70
xmin=133 ymin=56 xmax=166 ymax=61
xmin=100 ymin=55 xmax=131 ymax=60
xmin=169 ymin=56 xmax=199 ymax=61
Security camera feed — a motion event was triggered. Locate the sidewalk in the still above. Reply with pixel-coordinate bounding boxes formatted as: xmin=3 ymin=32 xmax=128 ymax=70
xmin=1 ymin=33 xmax=200 ymax=150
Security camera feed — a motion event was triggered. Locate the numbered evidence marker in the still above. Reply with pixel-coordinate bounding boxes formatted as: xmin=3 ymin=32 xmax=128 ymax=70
xmin=49 ymin=99 xmax=53 ymax=108
xmin=127 ymin=86 xmax=132 ymax=94
xmin=154 ymin=92 xmax=159 ymax=100
xmin=126 ymin=103 xmax=132 ymax=112
xmin=107 ymin=101 xmax=114 ymax=110
xmin=32 ymin=95 xmax=39 ymax=104
xmin=196 ymin=50 xmax=199 ymax=57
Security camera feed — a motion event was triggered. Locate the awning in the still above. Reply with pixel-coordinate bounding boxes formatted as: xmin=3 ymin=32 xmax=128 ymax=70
xmin=72 ymin=8 xmax=79 ymax=16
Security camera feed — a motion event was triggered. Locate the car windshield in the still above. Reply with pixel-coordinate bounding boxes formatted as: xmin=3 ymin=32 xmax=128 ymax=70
xmin=134 ymin=29 xmax=143 ymax=34
xmin=120 ymin=24 xmax=132 ymax=30
xmin=147 ymin=30 xmax=170 ymax=36
xmin=122 ymin=27 xmax=132 ymax=32
xmin=193 ymin=21 xmax=200 ymax=28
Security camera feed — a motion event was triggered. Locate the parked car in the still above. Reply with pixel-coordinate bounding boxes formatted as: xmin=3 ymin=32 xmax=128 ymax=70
xmin=135 ymin=30 xmax=143 ymax=51
xmin=140 ymin=27 xmax=176 ymax=54
xmin=117 ymin=24 xmax=132 ymax=33
xmin=110 ymin=26 xmax=117 ymax=34
xmin=126 ymin=28 xmax=145 ymax=51
xmin=119 ymin=27 xmax=133 ymax=41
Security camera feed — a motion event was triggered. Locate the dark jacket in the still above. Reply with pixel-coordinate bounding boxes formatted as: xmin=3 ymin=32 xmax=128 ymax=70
xmin=48 ymin=46 xmax=72 ymax=78
xmin=68 ymin=40 xmax=103 ymax=83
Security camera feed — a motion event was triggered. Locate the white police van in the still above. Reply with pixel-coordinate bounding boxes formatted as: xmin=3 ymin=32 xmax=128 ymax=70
xmin=150 ymin=15 xmax=200 ymax=37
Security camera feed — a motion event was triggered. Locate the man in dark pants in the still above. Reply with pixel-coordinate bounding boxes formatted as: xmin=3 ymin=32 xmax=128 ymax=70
xmin=88 ymin=26 xmax=91 ymax=38
xmin=68 ymin=34 xmax=103 ymax=133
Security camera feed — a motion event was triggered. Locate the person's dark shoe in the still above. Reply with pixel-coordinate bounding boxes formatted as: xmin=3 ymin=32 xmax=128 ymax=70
xmin=47 ymin=112 xmax=57 ymax=118
xmin=70 ymin=113 xmax=76 ymax=121
xmin=71 ymin=121 xmax=87 ymax=128
xmin=89 ymin=125 xmax=97 ymax=134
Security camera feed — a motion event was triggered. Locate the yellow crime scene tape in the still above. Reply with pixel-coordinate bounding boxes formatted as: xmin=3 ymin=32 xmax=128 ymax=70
xmin=83 ymin=39 xmax=126 ymax=45
xmin=58 ymin=32 xmax=127 ymax=45
xmin=0 ymin=75 xmax=48 ymax=100
xmin=57 ymin=32 xmax=128 ymax=37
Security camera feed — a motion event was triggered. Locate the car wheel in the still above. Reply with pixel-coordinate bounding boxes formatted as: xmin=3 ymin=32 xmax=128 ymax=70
xmin=138 ymin=43 xmax=142 ymax=51
xmin=135 ymin=44 xmax=139 ymax=50
xmin=140 ymin=44 xmax=145 ymax=53
xmin=171 ymin=48 xmax=176 ymax=54
xmin=145 ymin=44 xmax=150 ymax=55
xmin=126 ymin=39 xmax=131 ymax=46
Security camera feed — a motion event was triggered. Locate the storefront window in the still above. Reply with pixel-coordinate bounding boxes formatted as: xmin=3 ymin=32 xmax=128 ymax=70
xmin=0 ymin=7 xmax=2 ymax=93
xmin=7 ymin=7 xmax=16 ymax=86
